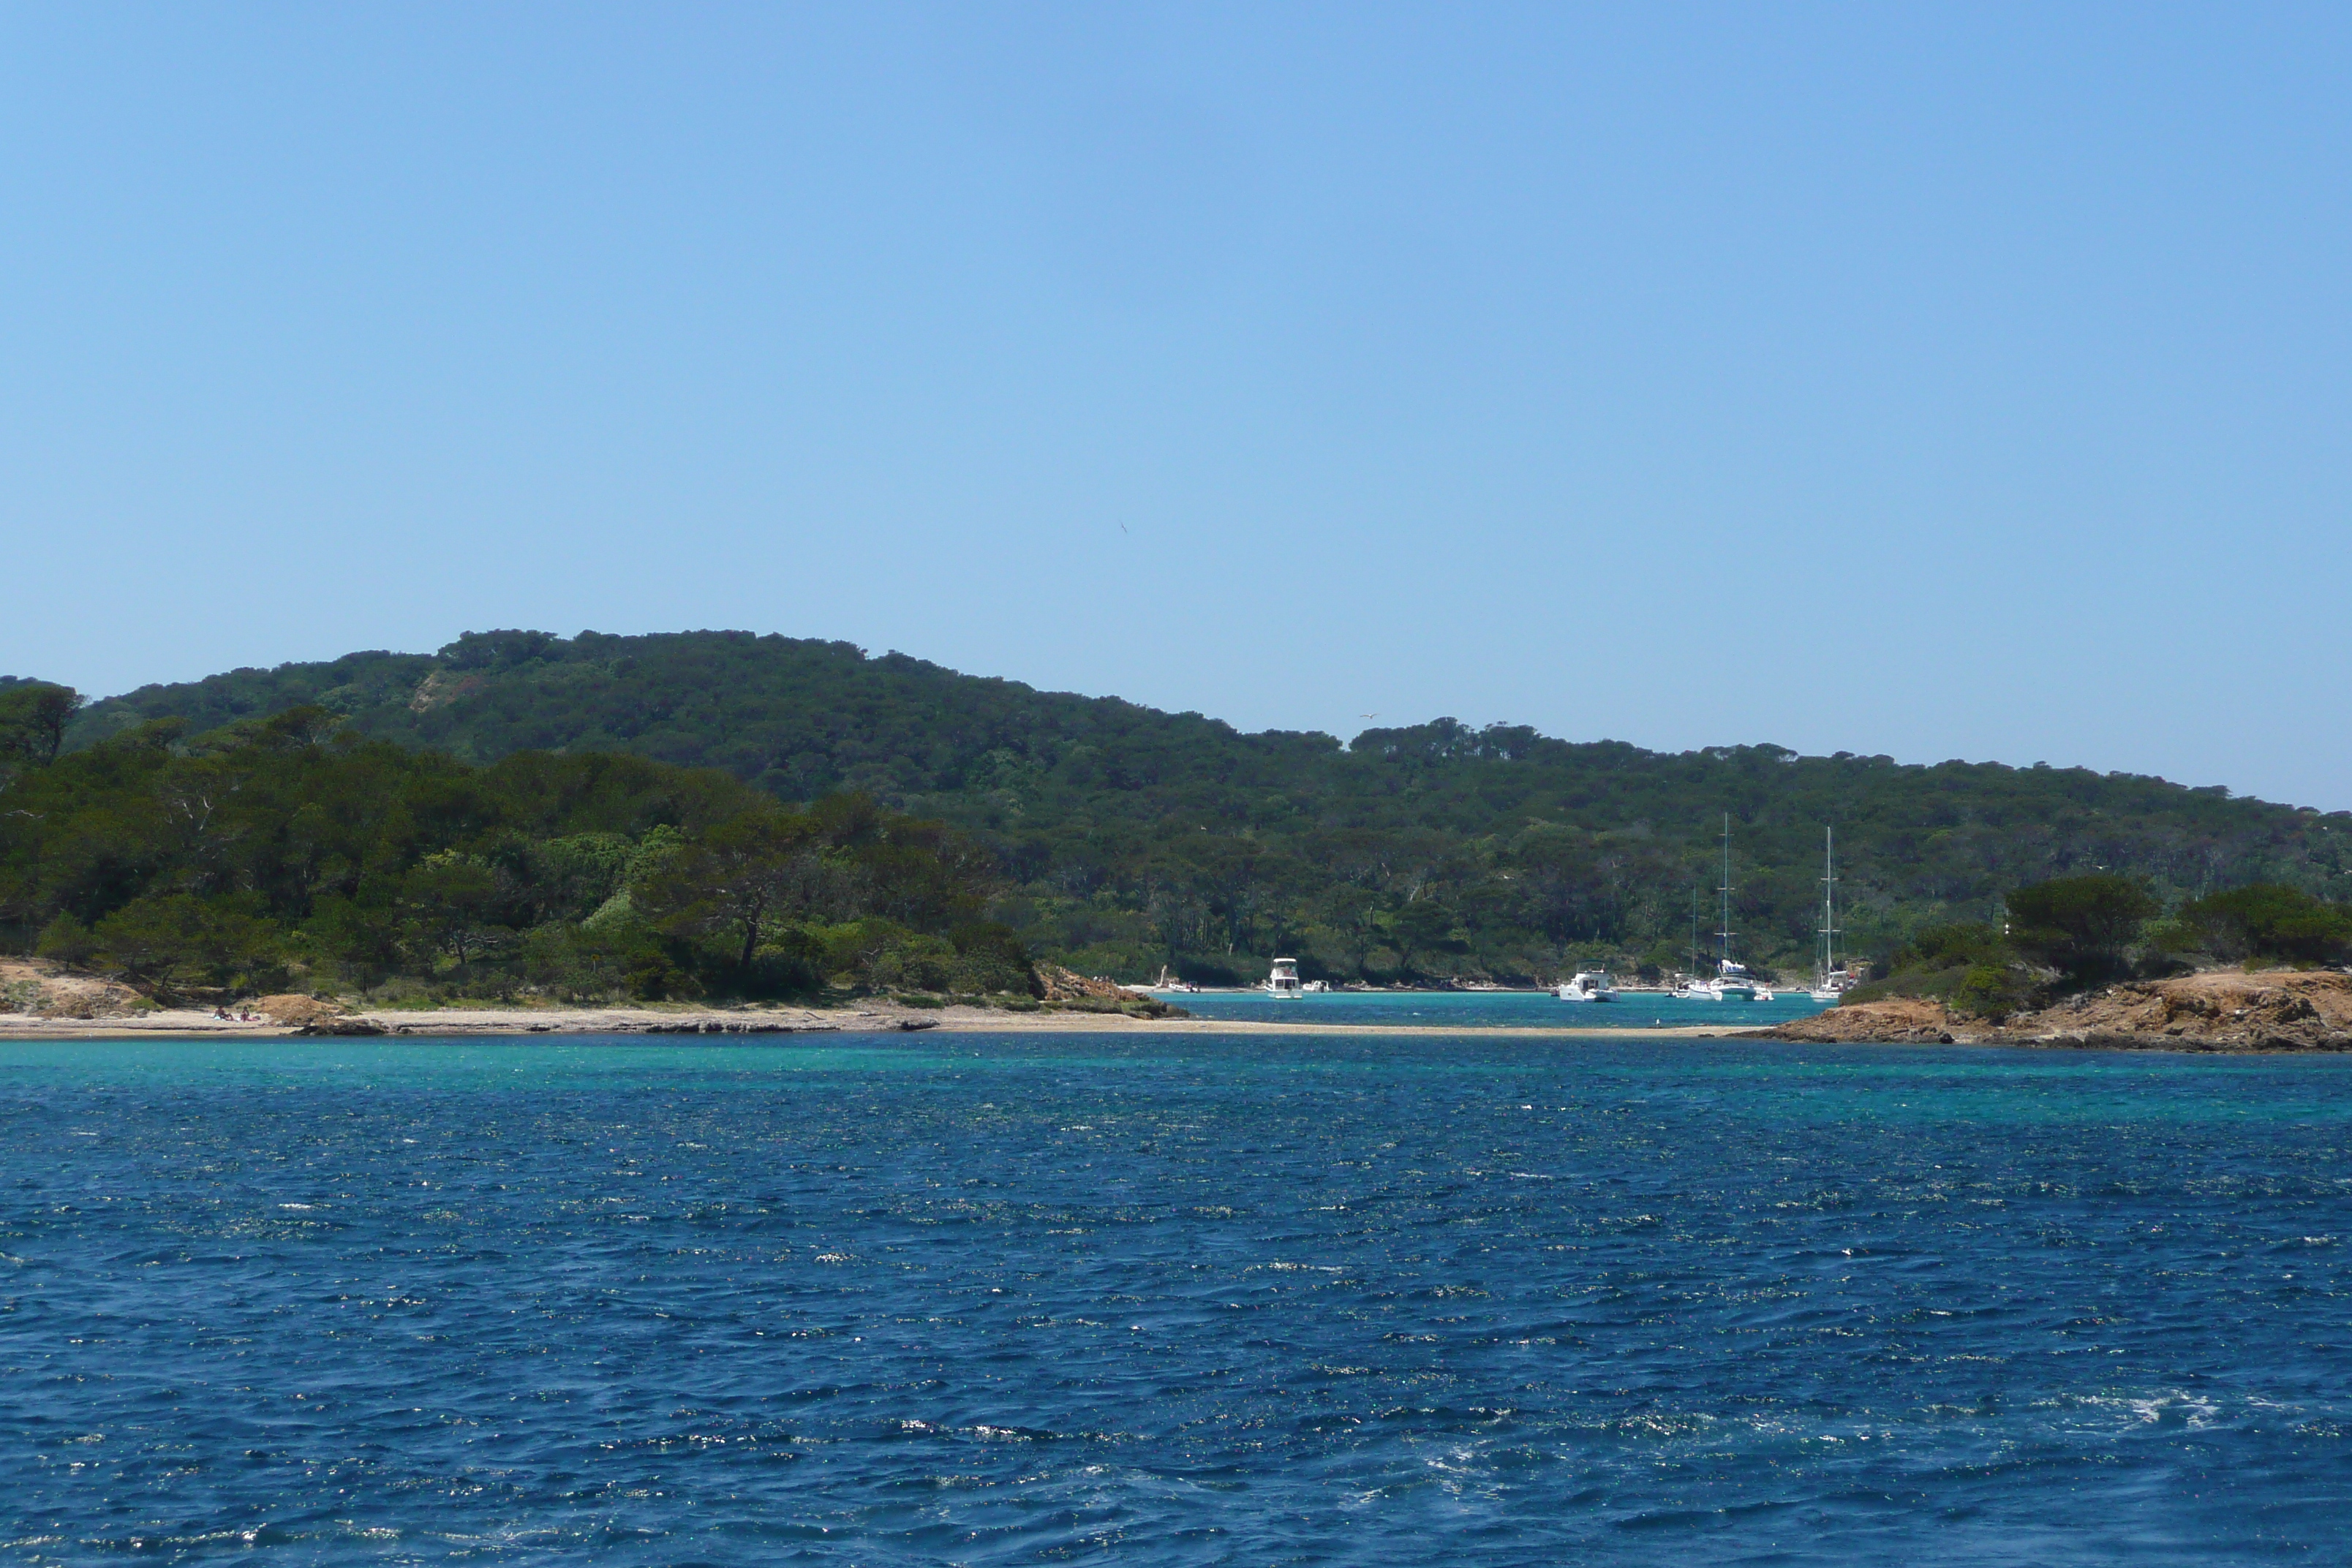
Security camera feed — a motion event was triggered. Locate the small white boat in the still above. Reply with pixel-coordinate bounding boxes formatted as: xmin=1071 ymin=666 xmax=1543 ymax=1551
xmin=1263 ymin=958 xmax=1305 ymax=998
xmin=1556 ymin=970 xmax=1618 ymax=1002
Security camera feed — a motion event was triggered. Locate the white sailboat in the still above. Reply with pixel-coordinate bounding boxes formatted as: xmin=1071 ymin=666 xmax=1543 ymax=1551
xmin=1709 ymin=814 xmax=1759 ymax=1000
xmin=1808 ymin=827 xmax=1851 ymax=1003
xmin=1676 ymin=881 xmax=1720 ymax=998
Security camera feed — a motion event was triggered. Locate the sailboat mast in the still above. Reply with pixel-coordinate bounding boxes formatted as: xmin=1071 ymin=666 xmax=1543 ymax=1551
xmin=1717 ymin=813 xmax=1733 ymax=968
xmin=1818 ymin=824 xmax=1841 ymax=980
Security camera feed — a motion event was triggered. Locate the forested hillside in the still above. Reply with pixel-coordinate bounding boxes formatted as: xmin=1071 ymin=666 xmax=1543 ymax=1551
xmin=51 ymin=630 xmax=2352 ymax=986
xmin=1 ymin=703 xmax=1026 ymax=1004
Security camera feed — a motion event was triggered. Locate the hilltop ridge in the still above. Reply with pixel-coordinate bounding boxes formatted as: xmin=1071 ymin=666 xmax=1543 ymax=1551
xmin=48 ymin=629 xmax=2352 ymax=984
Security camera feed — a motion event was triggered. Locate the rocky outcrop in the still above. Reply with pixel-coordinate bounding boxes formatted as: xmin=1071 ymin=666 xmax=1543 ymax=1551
xmin=1030 ymin=964 xmax=1180 ymax=1017
xmin=1760 ymin=970 xmax=2352 ymax=1052
xmin=0 ymin=959 xmax=148 ymax=1020
xmin=1763 ymin=996 xmax=1959 ymax=1044
xmin=1032 ymin=964 xmax=1140 ymax=1003
xmin=1994 ymin=970 xmax=2352 ymax=1052
xmin=295 ymin=1017 xmax=388 ymax=1036
xmin=406 ymin=670 xmax=486 ymax=714
xmin=255 ymin=994 xmax=355 ymax=1028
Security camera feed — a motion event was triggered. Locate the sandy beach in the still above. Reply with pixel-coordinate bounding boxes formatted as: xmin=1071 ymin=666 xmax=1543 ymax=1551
xmin=0 ymin=1000 xmax=1749 ymax=1041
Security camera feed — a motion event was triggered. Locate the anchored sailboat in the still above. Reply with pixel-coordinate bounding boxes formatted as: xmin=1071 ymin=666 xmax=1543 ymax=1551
xmin=1710 ymin=813 xmax=1761 ymax=1000
xmin=1809 ymin=827 xmax=1851 ymax=1002
xmin=1677 ymin=881 xmax=1716 ymax=998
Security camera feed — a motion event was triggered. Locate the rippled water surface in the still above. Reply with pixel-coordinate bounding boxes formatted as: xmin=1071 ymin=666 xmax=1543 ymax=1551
xmin=1167 ymin=988 xmax=1830 ymax=1029
xmin=5 ymin=1033 xmax=2352 ymax=1564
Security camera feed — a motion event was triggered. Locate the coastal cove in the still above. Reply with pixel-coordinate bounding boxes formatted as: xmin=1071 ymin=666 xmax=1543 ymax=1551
xmin=12 ymin=14 xmax=2352 ymax=1565
xmin=6 ymin=1029 xmax=2352 ymax=1563
xmin=12 ymin=981 xmax=2352 ymax=1051
xmin=0 ymin=980 xmax=1833 ymax=1041
xmin=1163 ymin=987 xmax=1829 ymax=1031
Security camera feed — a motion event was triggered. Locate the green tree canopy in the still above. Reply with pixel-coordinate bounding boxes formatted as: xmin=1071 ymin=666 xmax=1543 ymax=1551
xmin=636 ymin=810 xmax=821 ymax=973
xmin=49 ymin=630 xmax=2352 ymax=985
xmin=0 ymin=682 xmax=81 ymax=769
xmin=0 ymin=712 xmax=1003 ymax=1003
xmin=2176 ymin=883 xmax=2352 ymax=966
xmin=2005 ymin=874 xmax=2159 ymax=980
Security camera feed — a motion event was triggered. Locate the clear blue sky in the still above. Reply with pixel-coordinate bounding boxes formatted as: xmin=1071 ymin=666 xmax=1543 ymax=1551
xmin=5 ymin=4 xmax=2347 ymax=807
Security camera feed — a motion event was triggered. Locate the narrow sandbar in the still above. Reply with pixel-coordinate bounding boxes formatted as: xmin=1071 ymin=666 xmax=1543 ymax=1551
xmin=0 ymin=1003 xmax=1746 ymax=1041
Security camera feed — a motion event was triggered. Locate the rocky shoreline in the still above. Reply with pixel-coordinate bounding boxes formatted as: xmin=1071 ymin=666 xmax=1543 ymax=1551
xmin=1760 ymin=969 xmax=2352 ymax=1052
xmin=10 ymin=953 xmax=2352 ymax=1051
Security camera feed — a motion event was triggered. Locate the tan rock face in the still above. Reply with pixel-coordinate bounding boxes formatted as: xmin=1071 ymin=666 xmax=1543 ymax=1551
xmin=1764 ymin=970 xmax=2352 ymax=1051
xmin=1026 ymin=965 xmax=1183 ymax=1018
xmin=406 ymin=671 xmax=486 ymax=713
xmin=1031 ymin=964 xmax=1145 ymax=1003
xmin=253 ymin=994 xmax=354 ymax=1026
xmin=1767 ymin=997 xmax=1957 ymax=1044
xmin=0 ymin=958 xmax=146 ymax=1019
xmin=2001 ymin=970 xmax=2352 ymax=1051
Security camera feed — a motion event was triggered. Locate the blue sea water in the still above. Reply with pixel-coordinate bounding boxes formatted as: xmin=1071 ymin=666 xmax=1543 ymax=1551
xmin=1167 ymin=987 xmax=1831 ymax=1030
xmin=4 ymin=1033 xmax=2351 ymax=1565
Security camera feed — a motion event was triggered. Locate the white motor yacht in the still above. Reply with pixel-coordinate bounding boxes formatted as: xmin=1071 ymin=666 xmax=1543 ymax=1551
xmin=1556 ymin=969 xmax=1618 ymax=1002
xmin=1263 ymin=958 xmax=1305 ymax=998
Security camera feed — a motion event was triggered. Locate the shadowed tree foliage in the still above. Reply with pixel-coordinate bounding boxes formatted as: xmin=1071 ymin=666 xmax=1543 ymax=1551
xmin=45 ymin=630 xmax=2352 ymax=984
xmin=2005 ymin=874 xmax=2161 ymax=982
xmin=2171 ymin=883 xmax=2352 ymax=967
xmin=0 ymin=681 xmax=81 ymax=772
xmin=0 ymin=709 xmax=1016 ymax=1003
xmin=636 ymin=810 xmax=821 ymax=973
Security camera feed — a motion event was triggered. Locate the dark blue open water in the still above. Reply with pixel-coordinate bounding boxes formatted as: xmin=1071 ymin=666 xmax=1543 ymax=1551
xmin=4 ymin=1032 xmax=2351 ymax=1565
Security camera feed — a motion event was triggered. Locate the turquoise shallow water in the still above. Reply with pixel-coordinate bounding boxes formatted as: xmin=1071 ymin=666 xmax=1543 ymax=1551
xmin=1166 ymin=987 xmax=1832 ymax=1029
xmin=4 ymin=1032 xmax=2351 ymax=1564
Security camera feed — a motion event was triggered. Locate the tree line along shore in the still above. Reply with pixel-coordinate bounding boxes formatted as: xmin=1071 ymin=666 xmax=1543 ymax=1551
xmin=2 ymin=630 xmax=2348 ymax=1017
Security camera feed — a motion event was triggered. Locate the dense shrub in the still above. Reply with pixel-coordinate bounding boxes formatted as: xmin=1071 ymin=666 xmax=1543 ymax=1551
xmin=0 ymin=713 xmax=996 ymax=1003
xmin=57 ymin=629 xmax=2352 ymax=987
xmin=2005 ymin=875 xmax=2158 ymax=982
xmin=2174 ymin=883 xmax=2352 ymax=966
